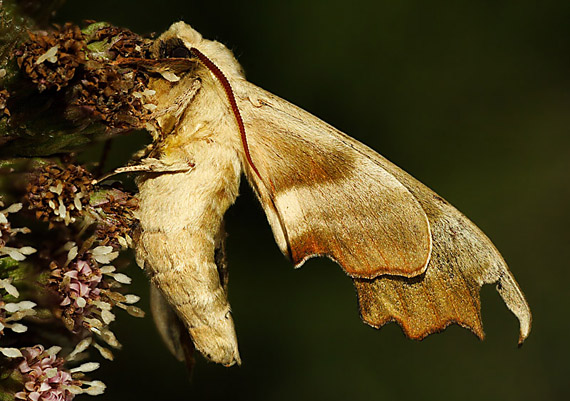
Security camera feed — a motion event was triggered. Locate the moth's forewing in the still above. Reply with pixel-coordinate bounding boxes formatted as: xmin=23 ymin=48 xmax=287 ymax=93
xmin=235 ymin=80 xmax=531 ymax=343
xmin=236 ymin=82 xmax=432 ymax=279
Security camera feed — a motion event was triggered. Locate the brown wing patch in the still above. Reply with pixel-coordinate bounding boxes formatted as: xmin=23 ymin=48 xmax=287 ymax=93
xmin=238 ymin=84 xmax=431 ymax=279
xmin=354 ymin=176 xmax=531 ymax=343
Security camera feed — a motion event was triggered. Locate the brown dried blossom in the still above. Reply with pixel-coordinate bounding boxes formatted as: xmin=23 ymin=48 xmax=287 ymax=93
xmin=13 ymin=22 xmax=155 ymax=131
xmin=70 ymin=62 xmax=152 ymax=130
xmin=69 ymin=24 xmax=153 ymax=130
xmin=24 ymin=164 xmax=93 ymax=226
xmin=0 ymin=88 xmax=10 ymax=116
xmin=15 ymin=23 xmax=87 ymax=92
xmin=92 ymin=189 xmax=137 ymax=249
xmin=84 ymin=24 xmax=150 ymax=60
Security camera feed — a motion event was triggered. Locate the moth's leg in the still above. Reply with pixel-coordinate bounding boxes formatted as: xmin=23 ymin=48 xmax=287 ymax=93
xmin=93 ymin=158 xmax=194 ymax=184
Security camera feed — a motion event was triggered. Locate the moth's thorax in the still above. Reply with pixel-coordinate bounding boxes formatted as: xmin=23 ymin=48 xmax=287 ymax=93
xmin=137 ymin=74 xmax=243 ymax=235
xmin=155 ymin=21 xmax=245 ymax=80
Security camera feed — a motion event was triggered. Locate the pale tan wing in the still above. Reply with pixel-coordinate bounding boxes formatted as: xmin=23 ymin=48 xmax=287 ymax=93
xmin=328 ymin=118 xmax=531 ymax=343
xmin=234 ymin=81 xmax=432 ymax=279
xmin=234 ymin=80 xmax=531 ymax=342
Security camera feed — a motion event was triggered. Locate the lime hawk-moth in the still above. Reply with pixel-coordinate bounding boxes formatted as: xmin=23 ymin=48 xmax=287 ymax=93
xmin=130 ymin=22 xmax=531 ymax=366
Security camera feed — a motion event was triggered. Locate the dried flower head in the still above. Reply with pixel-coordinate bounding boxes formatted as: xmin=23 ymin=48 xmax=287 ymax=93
xmin=24 ymin=164 xmax=93 ymax=226
xmin=92 ymin=188 xmax=138 ymax=249
xmin=15 ymin=23 xmax=87 ymax=92
xmin=70 ymin=23 xmax=153 ymax=131
xmin=0 ymin=88 xmax=10 ymax=116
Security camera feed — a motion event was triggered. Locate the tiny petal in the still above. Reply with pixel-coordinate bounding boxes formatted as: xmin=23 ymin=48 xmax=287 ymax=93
xmin=160 ymin=71 xmax=180 ymax=82
xmin=76 ymin=297 xmax=87 ymax=308
xmin=68 ymin=337 xmax=92 ymax=361
xmin=45 ymin=367 xmax=58 ymax=378
xmin=99 ymin=265 xmax=115 ymax=274
xmin=70 ymin=362 xmax=100 ymax=373
xmin=93 ymin=343 xmax=114 ymax=361
xmin=58 ymin=200 xmax=66 ymax=218
xmin=117 ymin=236 xmax=128 ymax=248
xmin=93 ymin=252 xmax=119 ymax=264
xmin=0 ymin=279 xmax=19 ymax=297
xmin=67 ymin=246 xmax=78 ymax=262
xmin=109 ymin=273 xmax=131 ymax=284
xmin=4 ymin=203 xmax=23 ymax=214
xmin=10 ymin=323 xmax=28 ymax=333
xmin=124 ymin=294 xmax=140 ymax=304
xmin=66 ymin=385 xmax=84 ymax=394
xmin=18 ymin=246 xmax=36 ymax=255
xmin=36 ymin=45 xmax=59 ymax=64
xmin=126 ymin=305 xmax=145 ymax=318
xmin=5 ymin=248 xmax=26 ymax=261
xmin=4 ymin=303 xmax=21 ymax=313
xmin=17 ymin=301 xmax=37 ymax=310
xmin=45 ymin=346 xmax=62 ymax=356
xmin=28 ymin=392 xmax=41 ymax=401
xmin=84 ymin=317 xmax=103 ymax=329
xmin=74 ymin=194 xmax=83 ymax=211
xmin=92 ymin=246 xmax=113 ymax=256
xmin=0 ymin=347 xmax=23 ymax=357
xmin=100 ymin=328 xmax=120 ymax=348
xmin=92 ymin=300 xmax=112 ymax=311
xmin=83 ymin=380 xmax=106 ymax=396
xmin=101 ymin=309 xmax=115 ymax=324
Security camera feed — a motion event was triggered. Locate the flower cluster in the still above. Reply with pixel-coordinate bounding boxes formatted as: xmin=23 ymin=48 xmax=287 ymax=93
xmin=1 ymin=201 xmax=37 ymax=260
xmin=15 ymin=23 xmax=87 ymax=92
xmin=0 ymin=280 xmax=36 ymax=336
xmin=13 ymin=22 xmax=154 ymax=131
xmin=0 ymin=86 xmax=9 ymax=117
xmin=24 ymin=164 xmax=93 ymax=226
xmin=1 ymin=199 xmax=38 ymax=336
xmin=1 ymin=161 xmax=144 ymax=398
xmin=0 ymin=344 xmax=105 ymax=401
xmin=49 ymin=242 xmax=144 ymax=353
xmin=91 ymin=188 xmax=138 ymax=250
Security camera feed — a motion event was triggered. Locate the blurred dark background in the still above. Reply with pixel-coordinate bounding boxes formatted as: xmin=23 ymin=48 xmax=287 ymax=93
xmin=54 ymin=0 xmax=569 ymax=400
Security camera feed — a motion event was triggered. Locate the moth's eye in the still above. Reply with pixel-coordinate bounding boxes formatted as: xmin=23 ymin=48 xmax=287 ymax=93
xmin=158 ymin=38 xmax=192 ymax=58
xmin=169 ymin=46 xmax=192 ymax=58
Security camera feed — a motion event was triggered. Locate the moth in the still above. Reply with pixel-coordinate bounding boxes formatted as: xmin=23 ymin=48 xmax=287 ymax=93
xmin=131 ymin=22 xmax=531 ymax=367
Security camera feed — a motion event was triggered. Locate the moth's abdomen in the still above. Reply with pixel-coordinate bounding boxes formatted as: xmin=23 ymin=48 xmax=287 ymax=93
xmin=139 ymin=228 xmax=240 ymax=365
xmin=135 ymin=142 xmax=242 ymax=366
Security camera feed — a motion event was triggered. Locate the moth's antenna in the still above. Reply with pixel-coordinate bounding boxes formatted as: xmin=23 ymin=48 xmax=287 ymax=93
xmin=189 ymin=47 xmax=262 ymax=180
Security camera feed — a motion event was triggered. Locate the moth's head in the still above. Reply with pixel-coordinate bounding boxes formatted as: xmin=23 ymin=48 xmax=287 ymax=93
xmin=153 ymin=22 xmax=244 ymax=79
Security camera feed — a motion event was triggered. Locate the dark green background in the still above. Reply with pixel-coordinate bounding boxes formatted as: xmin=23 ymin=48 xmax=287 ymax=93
xmin=55 ymin=1 xmax=569 ymax=400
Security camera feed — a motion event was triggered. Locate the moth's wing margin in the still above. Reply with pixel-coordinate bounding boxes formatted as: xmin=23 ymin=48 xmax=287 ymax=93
xmin=235 ymin=80 xmax=531 ymax=342
xmin=236 ymin=81 xmax=432 ymax=279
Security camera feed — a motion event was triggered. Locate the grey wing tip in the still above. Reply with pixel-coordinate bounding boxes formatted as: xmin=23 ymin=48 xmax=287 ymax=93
xmin=495 ymin=270 xmax=532 ymax=346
